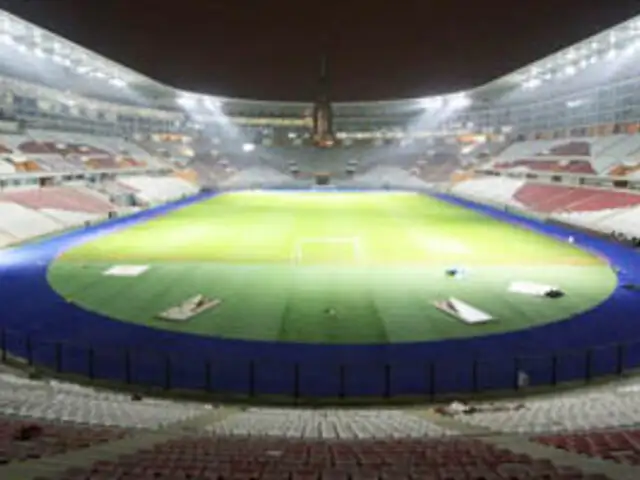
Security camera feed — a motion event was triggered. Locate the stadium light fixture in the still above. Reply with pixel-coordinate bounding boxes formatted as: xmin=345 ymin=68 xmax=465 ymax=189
xmin=420 ymin=96 xmax=443 ymax=109
xmin=109 ymin=78 xmax=127 ymax=88
xmin=523 ymin=78 xmax=542 ymax=89
xmin=448 ymin=94 xmax=471 ymax=109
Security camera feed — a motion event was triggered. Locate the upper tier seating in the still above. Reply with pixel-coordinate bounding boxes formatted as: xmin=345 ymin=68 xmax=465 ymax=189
xmin=49 ymin=436 xmax=608 ymax=480
xmin=208 ymin=408 xmax=453 ymax=439
xmin=492 ymin=136 xmax=640 ymax=174
xmin=537 ymin=429 xmax=640 ymax=466
xmin=495 ymin=159 xmax=597 ymax=175
xmin=0 ymin=131 xmax=166 ymax=172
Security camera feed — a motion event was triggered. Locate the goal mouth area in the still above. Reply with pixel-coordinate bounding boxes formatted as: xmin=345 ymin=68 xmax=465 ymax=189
xmin=291 ymin=237 xmax=363 ymax=266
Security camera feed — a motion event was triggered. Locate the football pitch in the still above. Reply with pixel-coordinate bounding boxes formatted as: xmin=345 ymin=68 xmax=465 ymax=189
xmin=47 ymin=191 xmax=617 ymax=344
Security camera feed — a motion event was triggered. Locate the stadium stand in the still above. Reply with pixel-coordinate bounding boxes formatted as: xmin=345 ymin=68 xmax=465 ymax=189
xmin=117 ymin=175 xmax=199 ymax=205
xmin=537 ymin=430 xmax=640 ymax=466
xmin=7 ymin=4 xmax=640 ymax=479
xmin=0 ymin=187 xmax=114 ymax=214
xmin=0 ymin=417 xmax=126 ymax=464
xmin=0 ymin=373 xmax=208 ymax=429
xmin=489 ymin=136 xmax=640 ymax=175
xmin=0 ymin=202 xmax=65 ymax=241
xmin=46 ymin=436 xmax=614 ymax=480
xmin=451 ymin=176 xmax=640 ymax=237
xmin=207 ymin=408 xmax=453 ymax=439
xmin=353 ymin=167 xmax=428 ymax=189
xmin=442 ymin=378 xmax=640 ymax=434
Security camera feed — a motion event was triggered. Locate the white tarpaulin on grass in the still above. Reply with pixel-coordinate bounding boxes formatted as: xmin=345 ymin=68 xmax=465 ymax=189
xmin=508 ymin=281 xmax=557 ymax=297
xmin=103 ymin=265 xmax=149 ymax=277
xmin=434 ymin=297 xmax=494 ymax=324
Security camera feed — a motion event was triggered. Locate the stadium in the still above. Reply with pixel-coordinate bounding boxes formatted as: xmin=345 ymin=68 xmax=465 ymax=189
xmin=1 ymin=5 xmax=640 ymax=480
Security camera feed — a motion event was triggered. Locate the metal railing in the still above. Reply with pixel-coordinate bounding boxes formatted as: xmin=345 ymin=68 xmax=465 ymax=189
xmin=2 ymin=328 xmax=636 ymax=404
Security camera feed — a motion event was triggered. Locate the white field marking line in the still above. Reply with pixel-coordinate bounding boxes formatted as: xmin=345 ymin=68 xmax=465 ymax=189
xmin=291 ymin=237 xmax=362 ymax=265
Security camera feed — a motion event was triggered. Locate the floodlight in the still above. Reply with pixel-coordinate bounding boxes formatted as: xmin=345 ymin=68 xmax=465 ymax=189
xmin=242 ymin=143 xmax=255 ymax=152
xmin=109 ymin=78 xmax=127 ymax=87
xmin=524 ymin=78 xmax=542 ymax=89
xmin=420 ymin=96 xmax=443 ymax=109
xmin=448 ymin=94 xmax=471 ymax=109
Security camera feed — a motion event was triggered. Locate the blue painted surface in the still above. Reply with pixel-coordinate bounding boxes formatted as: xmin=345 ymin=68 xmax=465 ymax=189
xmin=0 ymin=189 xmax=638 ymax=398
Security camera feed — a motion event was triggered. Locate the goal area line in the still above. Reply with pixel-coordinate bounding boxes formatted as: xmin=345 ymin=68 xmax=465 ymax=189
xmin=291 ymin=237 xmax=363 ymax=264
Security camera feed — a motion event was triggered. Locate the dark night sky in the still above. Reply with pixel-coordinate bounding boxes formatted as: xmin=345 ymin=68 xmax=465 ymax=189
xmin=2 ymin=0 xmax=640 ymax=101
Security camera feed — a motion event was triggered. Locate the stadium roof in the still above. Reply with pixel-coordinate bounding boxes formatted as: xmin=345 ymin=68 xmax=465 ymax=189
xmin=1 ymin=7 xmax=640 ymax=114
xmin=474 ymin=12 xmax=640 ymax=99
xmin=0 ymin=9 xmax=173 ymax=99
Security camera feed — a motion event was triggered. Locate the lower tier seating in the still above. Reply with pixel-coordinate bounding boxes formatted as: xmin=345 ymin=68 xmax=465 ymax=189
xmin=0 ymin=373 xmax=208 ymax=429
xmin=118 ymin=175 xmax=199 ymax=204
xmin=537 ymin=429 xmax=640 ymax=466
xmin=452 ymin=177 xmax=640 ymax=236
xmin=48 ymin=436 xmax=610 ymax=480
xmin=0 ymin=417 xmax=126 ymax=465
xmin=208 ymin=408 xmax=453 ymax=439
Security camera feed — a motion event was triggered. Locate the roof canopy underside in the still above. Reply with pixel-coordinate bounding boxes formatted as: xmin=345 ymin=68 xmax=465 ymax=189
xmin=1 ymin=8 xmax=640 ymax=115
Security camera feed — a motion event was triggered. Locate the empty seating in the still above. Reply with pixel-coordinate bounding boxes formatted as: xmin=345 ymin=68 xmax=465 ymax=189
xmin=537 ymin=429 xmax=640 ymax=466
xmin=0 ymin=187 xmax=115 ymax=214
xmin=119 ymin=175 xmax=199 ymax=204
xmin=513 ymin=183 xmax=640 ymax=213
xmin=443 ymin=377 xmax=640 ymax=434
xmin=0 ymin=202 xmax=62 ymax=239
xmin=220 ymin=167 xmax=293 ymax=188
xmin=0 ymin=373 xmax=208 ymax=429
xmin=50 ymin=436 xmax=609 ymax=480
xmin=489 ymin=136 xmax=640 ymax=174
xmin=354 ymin=167 xmax=428 ymax=189
xmin=0 ymin=417 xmax=126 ymax=465
xmin=208 ymin=408 xmax=453 ymax=439
xmin=451 ymin=177 xmax=524 ymax=206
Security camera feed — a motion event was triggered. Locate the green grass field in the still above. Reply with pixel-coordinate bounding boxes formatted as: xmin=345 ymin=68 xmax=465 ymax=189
xmin=47 ymin=191 xmax=617 ymax=344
